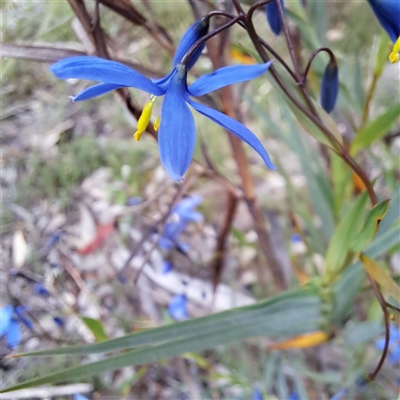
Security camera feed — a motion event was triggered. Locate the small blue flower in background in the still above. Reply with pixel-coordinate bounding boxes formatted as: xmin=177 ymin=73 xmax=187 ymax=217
xmin=330 ymin=387 xmax=347 ymax=400
xmin=376 ymin=323 xmax=400 ymax=364
xmin=367 ymin=0 xmax=400 ymax=63
xmin=265 ymin=0 xmax=285 ymax=36
xmin=53 ymin=316 xmax=65 ymax=327
xmin=0 ymin=305 xmax=32 ymax=349
xmin=288 ymin=391 xmax=300 ymax=400
xmin=159 ymin=195 xmax=203 ymax=251
xmin=126 ymin=196 xmax=143 ymax=206
xmin=320 ymin=61 xmax=339 ymax=114
xmin=73 ymin=394 xmax=89 ymax=400
xmin=252 ymin=387 xmax=263 ymax=400
xmin=168 ymin=294 xmax=188 ymax=320
xmin=50 ymin=18 xmax=275 ymax=181
xmin=162 ymin=261 xmax=173 ymax=274
xmin=34 ymin=283 xmax=50 ymax=297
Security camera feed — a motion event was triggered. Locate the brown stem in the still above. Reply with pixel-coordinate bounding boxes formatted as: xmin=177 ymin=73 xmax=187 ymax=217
xmin=210 ymin=191 xmax=238 ymax=292
xmin=367 ymin=276 xmax=390 ymax=381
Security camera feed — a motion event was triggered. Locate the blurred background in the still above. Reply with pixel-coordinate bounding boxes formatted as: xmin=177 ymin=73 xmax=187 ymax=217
xmin=1 ymin=0 xmax=399 ymax=399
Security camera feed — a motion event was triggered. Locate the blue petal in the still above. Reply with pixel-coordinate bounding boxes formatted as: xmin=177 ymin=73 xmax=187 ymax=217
xmin=389 ymin=344 xmax=400 ymax=364
xmin=162 ymin=261 xmax=173 ymax=274
xmin=167 ymin=294 xmax=188 ymax=320
xmin=50 ymin=56 xmax=164 ymax=96
xmin=173 ymin=18 xmax=209 ymax=69
xmin=252 ymin=388 xmax=263 ymax=400
xmin=158 ymin=235 xmax=175 ymax=250
xmin=330 ymin=388 xmax=348 ymax=400
xmin=368 ymin=0 xmax=400 ymax=43
xmin=6 ymin=318 xmax=21 ymax=348
xmin=173 ymin=196 xmax=203 ymax=222
xmin=188 ymin=62 xmax=273 ymax=97
xmin=0 ymin=306 xmax=13 ymax=336
xmin=53 ymin=317 xmax=65 ymax=327
xmin=288 ymin=392 xmax=300 ymax=400
xmin=71 ymin=83 xmax=125 ymax=102
xmin=73 ymin=394 xmax=89 ymax=400
xmin=188 ymin=100 xmax=276 ymax=170
xmin=265 ymin=0 xmax=285 ymax=36
xmin=159 ymin=68 xmax=196 ymax=180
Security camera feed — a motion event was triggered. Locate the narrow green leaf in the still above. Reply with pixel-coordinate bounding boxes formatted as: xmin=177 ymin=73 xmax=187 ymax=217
xmin=82 ymin=317 xmax=108 ymax=342
xmin=350 ymin=199 xmax=391 ymax=252
xmin=325 ymin=192 xmax=369 ymax=274
xmin=1 ymin=291 xmax=320 ymax=392
xmin=374 ymin=33 xmax=391 ymax=77
xmin=351 ymin=103 xmax=400 ymax=156
xmin=20 ymin=290 xmax=319 ymax=357
xmin=360 ymin=254 xmax=400 ymax=300
xmin=333 ymin=223 xmax=400 ymax=324
xmin=286 ymin=100 xmax=343 ymax=150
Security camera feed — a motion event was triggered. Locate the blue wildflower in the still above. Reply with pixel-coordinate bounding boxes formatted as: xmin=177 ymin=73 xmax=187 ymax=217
xmin=53 ymin=316 xmax=65 ymax=327
xmin=0 ymin=305 xmax=32 ymax=349
xmin=288 ymin=392 xmax=300 ymax=400
xmin=162 ymin=261 xmax=173 ymax=274
xmin=367 ymin=0 xmax=400 ymax=63
xmin=167 ymin=294 xmax=188 ymax=320
xmin=34 ymin=283 xmax=50 ymax=297
xmin=320 ymin=61 xmax=339 ymax=113
xmin=73 ymin=394 xmax=89 ymax=400
xmin=265 ymin=0 xmax=285 ymax=36
xmin=252 ymin=387 xmax=263 ymax=400
xmin=50 ymin=58 xmax=275 ymax=181
xmin=330 ymin=388 xmax=347 ymax=400
xmin=376 ymin=323 xmax=400 ymax=364
xmin=158 ymin=195 xmax=203 ymax=251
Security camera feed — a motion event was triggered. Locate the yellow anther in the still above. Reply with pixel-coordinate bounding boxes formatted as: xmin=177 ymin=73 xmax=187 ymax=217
xmin=154 ymin=116 xmax=161 ymax=131
xmin=389 ymin=37 xmax=400 ymax=64
xmin=133 ymin=96 xmax=156 ymax=141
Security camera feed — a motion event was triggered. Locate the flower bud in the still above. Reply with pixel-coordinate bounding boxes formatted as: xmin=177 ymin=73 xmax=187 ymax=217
xmin=173 ymin=17 xmax=210 ymax=69
xmin=265 ymin=0 xmax=285 ymax=36
xmin=320 ymin=61 xmax=339 ymax=114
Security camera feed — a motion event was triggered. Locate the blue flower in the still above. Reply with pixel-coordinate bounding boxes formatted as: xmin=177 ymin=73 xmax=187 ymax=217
xmin=34 ymin=283 xmax=50 ymax=297
xmin=320 ymin=61 xmax=339 ymax=114
xmin=0 ymin=305 xmax=32 ymax=349
xmin=53 ymin=316 xmax=65 ymax=327
xmin=252 ymin=387 xmax=263 ymax=400
xmin=50 ymin=58 xmax=275 ymax=181
xmin=330 ymin=388 xmax=347 ymax=400
xmin=167 ymin=294 xmax=188 ymax=320
xmin=158 ymin=195 xmax=203 ymax=251
xmin=288 ymin=392 xmax=300 ymax=400
xmin=73 ymin=394 xmax=89 ymax=400
xmin=367 ymin=0 xmax=400 ymax=63
xmin=162 ymin=261 xmax=173 ymax=274
xmin=376 ymin=323 xmax=400 ymax=364
xmin=265 ymin=0 xmax=285 ymax=36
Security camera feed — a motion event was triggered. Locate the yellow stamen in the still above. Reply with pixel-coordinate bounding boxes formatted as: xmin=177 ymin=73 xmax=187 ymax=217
xmin=133 ymin=95 xmax=156 ymax=141
xmin=389 ymin=37 xmax=400 ymax=64
xmin=154 ymin=116 xmax=161 ymax=131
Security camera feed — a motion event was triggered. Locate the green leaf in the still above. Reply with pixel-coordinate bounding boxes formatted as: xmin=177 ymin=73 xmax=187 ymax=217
xmin=360 ymin=254 xmax=400 ymax=300
xmin=286 ymin=99 xmax=343 ymax=150
xmin=374 ymin=33 xmax=391 ymax=77
xmin=333 ymin=222 xmax=400 ymax=324
xmin=82 ymin=317 xmax=108 ymax=342
xmin=325 ymin=192 xmax=369 ymax=274
xmin=349 ymin=199 xmax=391 ymax=253
xmin=1 ymin=290 xmax=320 ymax=392
xmin=351 ymin=103 xmax=400 ymax=156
